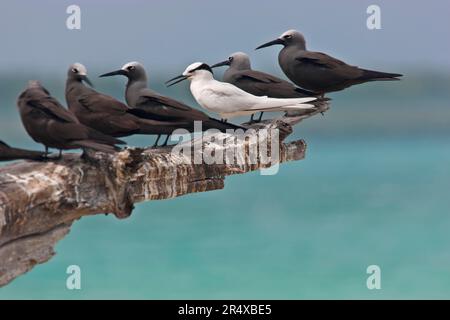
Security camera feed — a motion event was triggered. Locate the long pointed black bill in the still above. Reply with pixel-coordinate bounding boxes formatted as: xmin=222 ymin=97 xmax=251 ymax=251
xmin=211 ymin=60 xmax=230 ymax=68
xmin=255 ymin=38 xmax=285 ymax=50
xmin=81 ymin=75 xmax=94 ymax=87
xmin=165 ymin=75 xmax=187 ymax=87
xmin=99 ymin=69 xmax=127 ymax=78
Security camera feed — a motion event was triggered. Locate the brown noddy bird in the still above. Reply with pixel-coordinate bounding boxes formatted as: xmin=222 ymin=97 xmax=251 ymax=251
xmin=0 ymin=140 xmax=46 ymax=162
xmin=66 ymin=63 xmax=177 ymax=142
xmin=99 ymin=62 xmax=243 ymax=145
xmin=256 ymin=30 xmax=403 ymax=95
xmin=211 ymin=52 xmax=326 ymax=121
xmin=17 ymin=80 xmax=125 ymax=156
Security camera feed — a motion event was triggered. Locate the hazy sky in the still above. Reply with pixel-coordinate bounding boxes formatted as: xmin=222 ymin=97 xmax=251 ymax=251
xmin=0 ymin=0 xmax=449 ymax=75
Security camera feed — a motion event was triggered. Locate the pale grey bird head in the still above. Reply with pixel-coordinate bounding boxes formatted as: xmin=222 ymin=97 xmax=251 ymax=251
xmin=211 ymin=52 xmax=251 ymax=70
xmin=27 ymin=80 xmax=43 ymax=89
xmin=67 ymin=63 xmax=93 ymax=87
xmin=23 ymin=80 xmax=50 ymax=96
xmin=18 ymin=80 xmax=50 ymax=112
xmin=256 ymin=29 xmax=306 ymax=50
xmin=165 ymin=62 xmax=213 ymax=87
xmin=99 ymin=61 xmax=148 ymax=83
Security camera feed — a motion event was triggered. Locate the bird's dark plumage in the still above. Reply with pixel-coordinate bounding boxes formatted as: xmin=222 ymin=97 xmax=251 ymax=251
xmin=211 ymin=52 xmax=327 ymax=121
xmin=17 ymin=80 xmax=124 ymax=154
xmin=0 ymin=140 xmax=46 ymax=162
xmin=256 ymin=30 xmax=403 ymax=94
xmin=214 ymin=52 xmax=318 ymax=99
xmin=66 ymin=64 xmax=184 ymax=138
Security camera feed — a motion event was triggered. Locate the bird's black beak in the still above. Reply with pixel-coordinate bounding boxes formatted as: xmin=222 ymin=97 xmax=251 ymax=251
xmin=99 ymin=69 xmax=127 ymax=78
xmin=165 ymin=75 xmax=187 ymax=87
xmin=81 ymin=75 xmax=94 ymax=87
xmin=255 ymin=38 xmax=285 ymax=50
xmin=211 ymin=60 xmax=231 ymax=68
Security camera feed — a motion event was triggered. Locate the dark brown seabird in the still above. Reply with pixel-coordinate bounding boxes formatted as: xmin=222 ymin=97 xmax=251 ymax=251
xmin=17 ymin=80 xmax=124 ymax=156
xmin=211 ymin=52 xmax=326 ymax=121
xmin=256 ymin=30 xmax=403 ymax=95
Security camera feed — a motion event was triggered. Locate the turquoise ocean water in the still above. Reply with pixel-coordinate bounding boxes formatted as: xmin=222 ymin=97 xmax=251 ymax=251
xmin=1 ymin=73 xmax=450 ymax=299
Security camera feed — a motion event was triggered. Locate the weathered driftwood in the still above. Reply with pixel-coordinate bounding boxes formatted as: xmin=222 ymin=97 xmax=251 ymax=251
xmin=0 ymin=106 xmax=327 ymax=287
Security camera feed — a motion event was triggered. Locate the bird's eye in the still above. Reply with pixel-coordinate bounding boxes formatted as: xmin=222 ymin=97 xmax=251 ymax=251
xmin=127 ymin=66 xmax=135 ymax=71
xmin=284 ymin=35 xmax=292 ymax=39
xmin=72 ymin=68 xmax=79 ymax=73
xmin=228 ymin=57 xmax=233 ymax=62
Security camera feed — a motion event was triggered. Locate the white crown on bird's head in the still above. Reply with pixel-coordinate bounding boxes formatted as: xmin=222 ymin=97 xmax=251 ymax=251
xmin=279 ymin=29 xmax=306 ymax=46
xmin=121 ymin=61 xmax=141 ymax=70
xmin=70 ymin=62 xmax=88 ymax=75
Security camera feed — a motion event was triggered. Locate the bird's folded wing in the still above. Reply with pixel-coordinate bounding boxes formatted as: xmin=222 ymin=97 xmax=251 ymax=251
xmin=28 ymin=97 xmax=79 ymax=123
xmin=236 ymin=71 xmax=283 ymax=84
xmin=106 ymin=116 xmax=141 ymax=133
xmin=131 ymin=94 xmax=209 ymax=121
xmin=295 ymin=51 xmax=348 ymax=69
xmin=210 ymin=82 xmax=252 ymax=98
xmin=47 ymin=122 xmax=92 ymax=141
xmin=78 ymin=93 xmax=129 ymax=114
xmin=237 ymin=71 xmax=317 ymax=97
xmin=136 ymin=94 xmax=192 ymax=111
xmin=200 ymin=86 xmax=255 ymax=111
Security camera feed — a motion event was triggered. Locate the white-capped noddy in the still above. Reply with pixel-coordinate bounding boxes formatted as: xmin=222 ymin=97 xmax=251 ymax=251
xmin=211 ymin=51 xmax=323 ymax=121
xmin=99 ymin=62 xmax=242 ymax=145
xmin=17 ymin=81 xmax=125 ymax=155
xmin=0 ymin=140 xmax=46 ymax=162
xmin=256 ymin=30 xmax=403 ymax=94
xmin=166 ymin=62 xmax=316 ymax=121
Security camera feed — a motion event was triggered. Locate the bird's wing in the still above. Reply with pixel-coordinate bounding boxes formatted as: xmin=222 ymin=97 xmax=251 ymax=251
xmin=295 ymin=51 xmax=349 ymax=69
xmin=234 ymin=70 xmax=316 ymax=97
xmin=137 ymin=92 xmax=192 ymax=111
xmin=47 ymin=122 xmax=91 ymax=141
xmin=77 ymin=93 xmax=141 ymax=134
xmin=78 ymin=92 xmax=129 ymax=114
xmin=235 ymin=70 xmax=283 ymax=84
xmin=28 ymin=97 xmax=78 ymax=123
xmin=48 ymin=120 xmax=124 ymax=145
xmin=213 ymin=81 xmax=252 ymax=98
xmin=130 ymin=93 xmax=209 ymax=121
xmin=105 ymin=116 xmax=141 ymax=134
xmin=199 ymin=83 xmax=256 ymax=112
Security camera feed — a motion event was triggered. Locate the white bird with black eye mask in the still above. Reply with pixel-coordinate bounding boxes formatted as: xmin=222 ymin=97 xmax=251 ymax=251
xmin=166 ymin=62 xmax=316 ymax=121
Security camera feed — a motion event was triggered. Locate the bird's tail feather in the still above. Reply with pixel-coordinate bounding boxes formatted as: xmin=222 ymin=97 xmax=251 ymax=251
xmin=137 ymin=119 xmax=179 ymax=135
xmin=88 ymin=130 xmax=126 ymax=145
xmin=252 ymin=96 xmax=316 ymax=110
xmin=73 ymin=140 xmax=120 ymax=154
xmin=203 ymin=118 xmax=244 ymax=132
xmin=294 ymin=87 xmax=318 ymax=96
xmin=251 ymin=103 xmax=315 ymax=113
xmin=360 ymin=69 xmax=403 ymax=81
xmin=0 ymin=140 xmax=10 ymax=147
